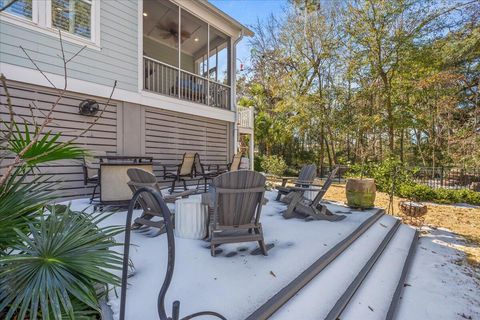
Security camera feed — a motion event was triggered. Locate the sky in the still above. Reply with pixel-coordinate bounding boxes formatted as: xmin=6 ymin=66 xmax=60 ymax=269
xmin=208 ymin=0 xmax=288 ymax=68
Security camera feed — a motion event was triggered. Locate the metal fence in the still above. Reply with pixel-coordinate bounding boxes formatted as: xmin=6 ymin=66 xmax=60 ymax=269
xmin=316 ymin=165 xmax=480 ymax=190
xmin=317 ymin=165 xmax=350 ymax=183
xmin=410 ymin=167 xmax=480 ymax=190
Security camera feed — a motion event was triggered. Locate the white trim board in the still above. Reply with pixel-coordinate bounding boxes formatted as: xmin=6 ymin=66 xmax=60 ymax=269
xmin=0 ymin=62 xmax=236 ymax=123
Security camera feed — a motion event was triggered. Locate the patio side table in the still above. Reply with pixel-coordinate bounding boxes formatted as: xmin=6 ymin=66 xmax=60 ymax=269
xmin=174 ymin=196 xmax=208 ymax=239
xmin=305 ymin=188 xmax=319 ymax=201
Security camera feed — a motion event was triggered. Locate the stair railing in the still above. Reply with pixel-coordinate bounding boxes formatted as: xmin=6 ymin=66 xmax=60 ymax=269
xmin=119 ymin=186 xmax=226 ymax=320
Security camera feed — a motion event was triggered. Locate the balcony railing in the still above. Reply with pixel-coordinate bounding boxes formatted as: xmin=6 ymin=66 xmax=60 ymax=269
xmin=237 ymin=106 xmax=254 ymax=129
xmin=143 ymin=56 xmax=231 ymax=110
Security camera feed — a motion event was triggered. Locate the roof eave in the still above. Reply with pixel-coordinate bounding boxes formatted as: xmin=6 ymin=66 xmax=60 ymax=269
xmin=199 ymin=0 xmax=254 ymax=37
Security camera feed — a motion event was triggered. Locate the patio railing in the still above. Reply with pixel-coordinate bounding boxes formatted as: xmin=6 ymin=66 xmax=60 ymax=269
xmin=144 ymin=56 xmax=178 ymax=99
xmin=238 ymin=106 xmax=254 ymax=129
xmin=143 ymin=56 xmax=231 ymax=110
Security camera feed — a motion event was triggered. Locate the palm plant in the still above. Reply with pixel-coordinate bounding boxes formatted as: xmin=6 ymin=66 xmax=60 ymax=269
xmin=0 ymin=29 xmax=118 ymax=319
xmin=0 ymin=122 xmax=86 ymax=252
xmin=0 ymin=206 xmax=123 ymax=320
xmin=7 ymin=122 xmax=85 ymax=167
xmin=0 ymin=168 xmax=54 ymax=252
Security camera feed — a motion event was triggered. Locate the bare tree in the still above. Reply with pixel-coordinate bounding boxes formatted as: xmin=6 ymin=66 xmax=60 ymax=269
xmin=0 ymin=30 xmax=117 ymax=187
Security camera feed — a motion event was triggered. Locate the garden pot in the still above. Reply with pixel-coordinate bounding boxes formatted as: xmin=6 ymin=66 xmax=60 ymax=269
xmin=346 ymin=178 xmax=376 ymax=209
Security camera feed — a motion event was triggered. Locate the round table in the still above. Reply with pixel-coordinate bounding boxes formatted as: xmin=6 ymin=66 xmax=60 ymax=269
xmin=174 ymin=196 xmax=209 ymax=239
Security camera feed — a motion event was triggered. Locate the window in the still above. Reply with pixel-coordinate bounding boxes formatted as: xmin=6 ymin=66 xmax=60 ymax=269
xmin=0 ymin=0 xmax=99 ymax=46
xmin=51 ymin=0 xmax=91 ymax=39
xmin=0 ymin=0 xmax=32 ymax=20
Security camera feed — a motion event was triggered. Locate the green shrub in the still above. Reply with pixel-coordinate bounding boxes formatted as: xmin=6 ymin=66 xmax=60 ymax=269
xmin=284 ymin=166 xmax=299 ymax=177
xmin=0 ymin=207 xmax=122 ymax=319
xmin=398 ymin=183 xmax=437 ymax=201
xmin=262 ymin=155 xmax=288 ymax=176
xmin=399 ymin=184 xmax=480 ymax=205
xmin=346 ymin=158 xmax=417 ymax=193
xmin=346 ymin=158 xmax=480 ymax=205
xmin=254 ymin=155 xmax=264 ymax=172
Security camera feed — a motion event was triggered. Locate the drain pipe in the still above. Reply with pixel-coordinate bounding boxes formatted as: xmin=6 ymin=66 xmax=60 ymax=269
xmin=232 ymin=30 xmax=244 ymax=154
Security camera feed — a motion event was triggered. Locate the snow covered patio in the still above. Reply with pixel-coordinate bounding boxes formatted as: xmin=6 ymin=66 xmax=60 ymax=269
xmin=69 ymin=191 xmax=480 ymax=320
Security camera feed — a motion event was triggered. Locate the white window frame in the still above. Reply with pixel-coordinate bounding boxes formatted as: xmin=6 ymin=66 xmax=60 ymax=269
xmin=0 ymin=0 xmax=101 ymax=50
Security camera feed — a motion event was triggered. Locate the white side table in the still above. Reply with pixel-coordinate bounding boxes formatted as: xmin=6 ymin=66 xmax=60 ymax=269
xmin=174 ymin=197 xmax=208 ymax=239
xmin=304 ymin=188 xmax=319 ymax=201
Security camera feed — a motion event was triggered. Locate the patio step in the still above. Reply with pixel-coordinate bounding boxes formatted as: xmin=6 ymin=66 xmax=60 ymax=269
xmin=329 ymin=224 xmax=419 ymax=320
xmin=324 ymin=219 xmax=402 ymax=320
xmin=265 ymin=214 xmax=410 ymax=319
xmin=246 ymin=209 xmax=386 ymax=320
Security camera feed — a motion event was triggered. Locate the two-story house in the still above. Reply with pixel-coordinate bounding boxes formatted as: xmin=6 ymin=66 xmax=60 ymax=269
xmin=0 ymin=0 xmax=254 ymax=198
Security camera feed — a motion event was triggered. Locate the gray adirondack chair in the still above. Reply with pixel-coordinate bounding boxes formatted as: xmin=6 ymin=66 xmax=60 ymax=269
xmin=283 ymin=166 xmax=345 ymax=221
xmin=275 ymin=164 xmax=317 ymax=203
xmin=209 ymin=170 xmax=268 ymax=257
xmin=127 ymin=168 xmax=195 ymax=236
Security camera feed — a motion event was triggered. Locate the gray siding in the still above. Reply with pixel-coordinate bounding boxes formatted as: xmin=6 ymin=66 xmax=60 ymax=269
xmin=0 ymin=81 xmax=119 ymax=199
xmin=144 ymin=106 xmax=230 ymax=179
xmin=0 ymin=0 xmax=138 ymax=91
xmin=1 ymin=81 xmax=232 ymax=199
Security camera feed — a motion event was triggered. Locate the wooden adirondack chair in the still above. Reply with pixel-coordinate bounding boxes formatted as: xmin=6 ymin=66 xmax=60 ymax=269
xmin=209 ymin=171 xmax=268 ymax=257
xmin=127 ymin=168 xmax=195 ymax=236
xmin=163 ymin=152 xmax=196 ymax=193
xmin=283 ymin=166 xmax=345 ymax=221
xmin=275 ymin=164 xmax=317 ymax=203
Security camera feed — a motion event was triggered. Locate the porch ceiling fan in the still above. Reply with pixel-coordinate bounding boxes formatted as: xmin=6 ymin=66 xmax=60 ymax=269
xmin=155 ymin=22 xmax=191 ymax=44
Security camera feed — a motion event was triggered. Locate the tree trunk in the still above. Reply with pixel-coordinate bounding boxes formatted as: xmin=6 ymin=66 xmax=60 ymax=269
xmin=324 ymin=135 xmax=333 ymax=167
xmin=400 ymin=128 xmax=405 ymax=163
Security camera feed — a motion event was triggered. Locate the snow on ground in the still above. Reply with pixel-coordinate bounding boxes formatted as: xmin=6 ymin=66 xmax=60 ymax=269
xmin=68 ymin=191 xmax=480 ymax=320
xmin=396 ymin=227 xmax=480 ymax=320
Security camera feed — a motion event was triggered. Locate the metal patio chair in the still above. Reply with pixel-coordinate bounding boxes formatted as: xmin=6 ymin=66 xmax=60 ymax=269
xmin=82 ymin=151 xmax=106 ymax=203
xmin=163 ymin=152 xmax=196 ymax=193
xmin=193 ymin=153 xmax=220 ymax=192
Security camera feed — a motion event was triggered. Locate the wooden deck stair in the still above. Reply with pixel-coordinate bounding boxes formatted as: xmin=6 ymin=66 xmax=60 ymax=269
xmin=246 ymin=210 xmax=419 ymax=320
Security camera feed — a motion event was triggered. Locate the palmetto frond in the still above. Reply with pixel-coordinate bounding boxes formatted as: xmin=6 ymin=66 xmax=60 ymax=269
xmin=7 ymin=122 xmax=85 ymax=167
xmin=0 ymin=167 xmax=54 ymax=252
xmin=0 ymin=207 xmax=123 ymax=320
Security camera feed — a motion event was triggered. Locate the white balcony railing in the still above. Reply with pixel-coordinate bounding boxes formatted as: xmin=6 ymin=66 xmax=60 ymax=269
xmin=143 ymin=56 xmax=231 ymax=110
xmin=237 ymin=106 xmax=254 ymax=129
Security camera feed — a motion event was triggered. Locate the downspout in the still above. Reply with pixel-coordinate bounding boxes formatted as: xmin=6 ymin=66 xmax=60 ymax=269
xmin=232 ymin=30 xmax=244 ymax=155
